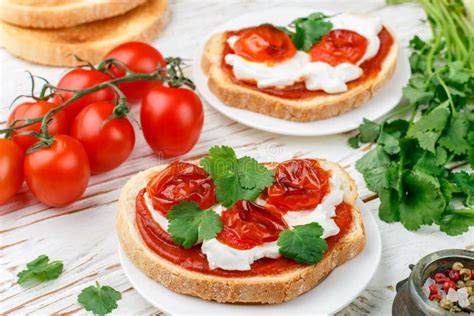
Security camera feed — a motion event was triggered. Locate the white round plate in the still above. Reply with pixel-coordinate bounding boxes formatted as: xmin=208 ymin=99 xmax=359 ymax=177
xmin=193 ymin=7 xmax=411 ymax=136
xmin=119 ymin=200 xmax=382 ymax=316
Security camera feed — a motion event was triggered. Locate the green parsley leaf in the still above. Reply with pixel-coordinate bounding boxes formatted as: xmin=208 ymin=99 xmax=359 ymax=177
xmin=438 ymin=207 xmax=474 ymax=236
xmin=359 ymin=118 xmax=380 ymax=143
xmin=277 ymin=223 xmax=328 ymax=265
xmin=439 ymin=112 xmax=470 ymax=155
xmin=291 ymin=13 xmax=332 ymax=51
xmin=399 ymin=170 xmax=446 ymax=230
xmin=78 ymin=282 xmax=121 ymax=316
xmin=17 ymin=255 xmax=63 ymax=284
xmin=167 ymin=201 xmax=223 ymax=249
xmin=200 ymin=146 xmax=275 ymax=207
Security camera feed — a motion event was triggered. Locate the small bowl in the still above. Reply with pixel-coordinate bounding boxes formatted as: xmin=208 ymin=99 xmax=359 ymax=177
xmin=393 ymin=249 xmax=474 ymax=316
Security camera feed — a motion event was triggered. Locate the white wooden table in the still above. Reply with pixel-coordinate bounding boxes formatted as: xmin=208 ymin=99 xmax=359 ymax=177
xmin=1 ymin=1 xmax=473 ymax=315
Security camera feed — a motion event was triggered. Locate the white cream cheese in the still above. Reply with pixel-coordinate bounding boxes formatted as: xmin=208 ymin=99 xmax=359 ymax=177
xmin=144 ymin=192 xmax=169 ymax=231
xmin=224 ymin=14 xmax=383 ymax=93
xmin=201 ymin=239 xmax=280 ymax=270
xmin=282 ymin=168 xmax=348 ymax=239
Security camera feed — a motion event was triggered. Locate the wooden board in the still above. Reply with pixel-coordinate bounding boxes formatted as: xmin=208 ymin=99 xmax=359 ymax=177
xmin=1 ymin=0 xmax=472 ymax=314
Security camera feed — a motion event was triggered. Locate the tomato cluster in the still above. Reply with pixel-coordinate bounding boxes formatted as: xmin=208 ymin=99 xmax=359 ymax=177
xmin=1 ymin=42 xmax=204 ymax=207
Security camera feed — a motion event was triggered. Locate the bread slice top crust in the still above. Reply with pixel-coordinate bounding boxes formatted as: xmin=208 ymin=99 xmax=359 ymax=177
xmin=0 ymin=0 xmax=169 ymax=66
xmin=201 ymin=24 xmax=399 ymax=122
xmin=0 ymin=0 xmax=147 ymax=29
xmin=116 ymin=160 xmax=366 ymax=303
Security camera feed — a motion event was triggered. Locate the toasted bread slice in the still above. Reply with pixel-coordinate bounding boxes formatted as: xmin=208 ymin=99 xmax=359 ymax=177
xmin=116 ymin=160 xmax=366 ymax=304
xmin=0 ymin=0 xmax=169 ymax=66
xmin=0 ymin=0 xmax=147 ymax=29
xmin=202 ymin=29 xmax=398 ymax=122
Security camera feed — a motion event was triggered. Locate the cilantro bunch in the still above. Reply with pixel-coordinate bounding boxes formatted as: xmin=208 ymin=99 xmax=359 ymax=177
xmin=350 ymin=0 xmax=474 ymax=235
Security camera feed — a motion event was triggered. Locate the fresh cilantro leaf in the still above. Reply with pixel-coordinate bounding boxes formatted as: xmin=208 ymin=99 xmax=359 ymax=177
xmin=277 ymin=223 xmax=328 ymax=265
xmin=17 ymin=255 xmax=63 ymax=284
xmin=291 ymin=13 xmax=332 ymax=51
xmin=379 ymin=131 xmax=400 ymax=154
xmin=359 ymin=118 xmax=380 ymax=143
xmin=439 ymin=112 xmax=470 ymax=155
xmin=399 ymin=171 xmax=446 ymax=230
xmin=355 ymin=147 xmax=392 ymax=193
xmin=167 ymin=201 xmax=223 ymax=249
xmin=379 ymin=189 xmax=400 ymax=222
xmin=200 ymin=146 xmax=275 ymax=207
xmin=452 ymin=171 xmax=474 ymax=207
xmin=348 ymin=135 xmax=360 ymax=148
xmin=78 ymin=282 xmax=121 ymax=316
xmin=438 ymin=207 xmax=474 ymax=236
xmin=413 ymin=152 xmax=444 ymax=177
xmin=403 ymin=85 xmax=434 ymax=105
xmin=409 ymin=35 xmax=427 ymax=50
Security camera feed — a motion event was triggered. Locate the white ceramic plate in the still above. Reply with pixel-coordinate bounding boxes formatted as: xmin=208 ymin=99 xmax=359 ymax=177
xmin=193 ymin=7 xmax=411 ymax=136
xmin=119 ymin=200 xmax=382 ymax=316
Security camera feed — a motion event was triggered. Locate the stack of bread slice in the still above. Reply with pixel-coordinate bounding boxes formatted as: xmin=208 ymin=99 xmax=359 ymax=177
xmin=0 ymin=0 xmax=169 ymax=66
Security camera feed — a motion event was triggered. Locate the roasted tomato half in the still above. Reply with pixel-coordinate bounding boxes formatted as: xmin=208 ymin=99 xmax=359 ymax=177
xmin=146 ymin=162 xmax=217 ymax=215
xmin=265 ymin=159 xmax=330 ymax=212
xmin=232 ymin=25 xmax=297 ymax=63
xmin=309 ymin=29 xmax=368 ymax=66
xmin=217 ymin=200 xmax=288 ymax=250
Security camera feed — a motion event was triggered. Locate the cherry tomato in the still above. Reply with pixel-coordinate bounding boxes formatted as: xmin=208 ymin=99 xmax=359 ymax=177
xmin=70 ymin=101 xmax=135 ymax=173
xmin=105 ymin=42 xmax=167 ymax=102
xmin=217 ymin=200 xmax=288 ymax=250
xmin=265 ymin=159 xmax=330 ymax=212
xmin=146 ymin=162 xmax=216 ymax=216
xmin=52 ymin=69 xmax=114 ymax=123
xmin=24 ymin=135 xmax=90 ymax=207
xmin=140 ymin=86 xmax=204 ymax=157
xmin=0 ymin=139 xmax=24 ymax=205
xmin=233 ymin=25 xmax=297 ymax=63
xmin=309 ymin=29 xmax=368 ymax=66
xmin=7 ymin=100 xmax=68 ymax=152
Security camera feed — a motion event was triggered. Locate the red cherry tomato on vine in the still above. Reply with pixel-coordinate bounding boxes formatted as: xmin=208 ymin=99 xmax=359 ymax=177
xmin=70 ymin=101 xmax=135 ymax=173
xmin=233 ymin=25 xmax=297 ymax=63
xmin=0 ymin=139 xmax=24 ymax=205
xmin=24 ymin=135 xmax=90 ymax=207
xmin=105 ymin=42 xmax=167 ymax=102
xmin=7 ymin=100 xmax=68 ymax=152
xmin=309 ymin=29 xmax=368 ymax=66
xmin=140 ymin=86 xmax=204 ymax=157
xmin=52 ymin=69 xmax=114 ymax=123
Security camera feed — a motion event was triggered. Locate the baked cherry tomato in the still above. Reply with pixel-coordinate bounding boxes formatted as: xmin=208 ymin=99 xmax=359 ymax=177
xmin=233 ymin=25 xmax=297 ymax=63
xmin=217 ymin=200 xmax=288 ymax=250
xmin=309 ymin=29 xmax=368 ymax=66
xmin=140 ymin=86 xmax=204 ymax=157
xmin=24 ymin=135 xmax=90 ymax=207
xmin=7 ymin=100 xmax=68 ymax=152
xmin=70 ymin=101 xmax=135 ymax=173
xmin=105 ymin=42 xmax=167 ymax=102
xmin=0 ymin=139 xmax=24 ymax=205
xmin=265 ymin=159 xmax=330 ymax=212
xmin=52 ymin=69 xmax=114 ymax=123
xmin=146 ymin=162 xmax=217 ymax=215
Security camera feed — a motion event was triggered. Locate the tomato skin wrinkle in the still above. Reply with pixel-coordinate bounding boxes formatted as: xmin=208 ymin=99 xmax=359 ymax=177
xmin=105 ymin=42 xmax=167 ymax=102
xmin=233 ymin=25 xmax=297 ymax=63
xmin=24 ymin=135 xmax=90 ymax=207
xmin=71 ymin=101 xmax=135 ymax=173
xmin=146 ymin=162 xmax=217 ymax=215
xmin=217 ymin=200 xmax=288 ymax=250
xmin=7 ymin=100 xmax=67 ymax=152
xmin=265 ymin=159 xmax=330 ymax=212
xmin=309 ymin=29 xmax=368 ymax=66
xmin=140 ymin=86 xmax=204 ymax=157
xmin=0 ymin=139 xmax=24 ymax=205
xmin=53 ymin=69 xmax=115 ymax=123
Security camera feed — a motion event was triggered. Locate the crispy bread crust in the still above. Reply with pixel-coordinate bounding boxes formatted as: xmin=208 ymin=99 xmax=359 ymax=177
xmin=0 ymin=0 xmax=169 ymax=66
xmin=116 ymin=160 xmax=366 ymax=304
xmin=0 ymin=0 xmax=147 ymax=29
xmin=201 ymin=27 xmax=398 ymax=122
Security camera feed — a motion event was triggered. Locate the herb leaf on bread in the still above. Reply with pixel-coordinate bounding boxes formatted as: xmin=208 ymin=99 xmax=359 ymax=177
xmin=167 ymin=201 xmax=224 ymax=249
xmin=200 ymin=146 xmax=275 ymax=207
xmin=277 ymin=223 xmax=328 ymax=265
